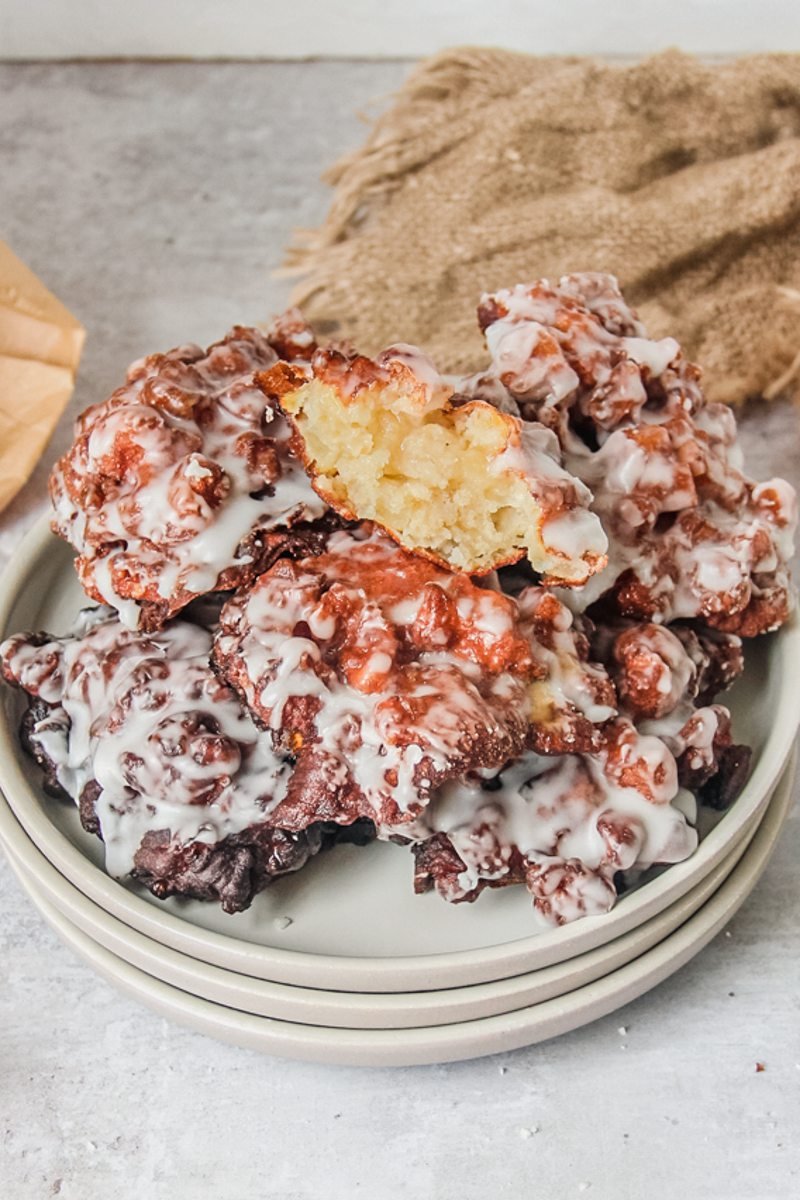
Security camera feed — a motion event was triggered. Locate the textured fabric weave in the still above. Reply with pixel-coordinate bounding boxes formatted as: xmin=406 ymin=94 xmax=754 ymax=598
xmin=286 ymin=48 xmax=800 ymax=404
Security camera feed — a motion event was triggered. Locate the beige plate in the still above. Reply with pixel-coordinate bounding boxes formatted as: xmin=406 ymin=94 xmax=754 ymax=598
xmin=0 ymin=751 xmax=777 ymax=1030
xmin=4 ymin=751 xmax=794 ymax=1066
xmin=1 ymin=518 xmax=799 ymax=992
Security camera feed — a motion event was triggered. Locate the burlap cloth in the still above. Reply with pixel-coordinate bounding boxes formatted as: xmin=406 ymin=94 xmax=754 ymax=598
xmin=286 ymin=48 xmax=800 ymax=404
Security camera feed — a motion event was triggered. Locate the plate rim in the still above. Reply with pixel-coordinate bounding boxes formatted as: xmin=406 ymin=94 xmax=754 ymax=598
xmin=1 ymin=515 xmax=799 ymax=992
xmin=0 ymin=754 xmax=774 ymax=1028
xmin=6 ymin=747 xmax=794 ymax=1067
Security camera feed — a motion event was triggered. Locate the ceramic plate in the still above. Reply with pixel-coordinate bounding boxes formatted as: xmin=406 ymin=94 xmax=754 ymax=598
xmin=1 ymin=518 xmax=799 ymax=991
xmin=5 ymin=749 xmax=794 ymax=1066
xmin=0 ymin=752 xmax=777 ymax=1029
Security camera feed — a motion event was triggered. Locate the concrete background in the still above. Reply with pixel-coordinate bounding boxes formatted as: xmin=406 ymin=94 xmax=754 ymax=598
xmin=2 ymin=1 xmax=800 ymax=59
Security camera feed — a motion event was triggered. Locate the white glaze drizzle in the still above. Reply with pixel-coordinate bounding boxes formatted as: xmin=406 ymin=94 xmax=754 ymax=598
xmin=389 ymin=731 xmax=697 ymax=925
xmin=214 ymin=528 xmax=540 ymax=824
xmin=50 ymin=328 xmax=327 ymax=628
xmin=1 ymin=611 xmax=292 ymax=877
xmin=469 ymin=272 xmax=797 ymax=627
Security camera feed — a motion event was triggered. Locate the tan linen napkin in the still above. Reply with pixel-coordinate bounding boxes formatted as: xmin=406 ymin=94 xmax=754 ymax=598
xmin=286 ymin=48 xmax=800 ymax=405
xmin=0 ymin=241 xmax=85 ymax=513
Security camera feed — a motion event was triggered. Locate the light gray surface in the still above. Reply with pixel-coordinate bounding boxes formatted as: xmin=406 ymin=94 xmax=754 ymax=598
xmin=5 ymin=0 xmax=800 ymax=59
xmin=0 ymin=62 xmax=799 ymax=1200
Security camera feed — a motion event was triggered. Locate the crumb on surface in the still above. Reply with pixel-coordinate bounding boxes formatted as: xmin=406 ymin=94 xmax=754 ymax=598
xmin=519 ymin=1124 xmax=541 ymax=1138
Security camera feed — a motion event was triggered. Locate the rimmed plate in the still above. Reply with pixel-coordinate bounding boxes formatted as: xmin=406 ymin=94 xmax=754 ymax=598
xmin=1 ymin=517 xmax=799 ymax=992
xmin=0 ymin=752 xmax=779 ymax=1029
xmin=5 ymin=749 xmax=794 ymax=1067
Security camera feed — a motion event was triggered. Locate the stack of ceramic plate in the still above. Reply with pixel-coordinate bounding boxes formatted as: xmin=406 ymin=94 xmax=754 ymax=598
xmin=1 ymin=520 xmax=798 ymax=1067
